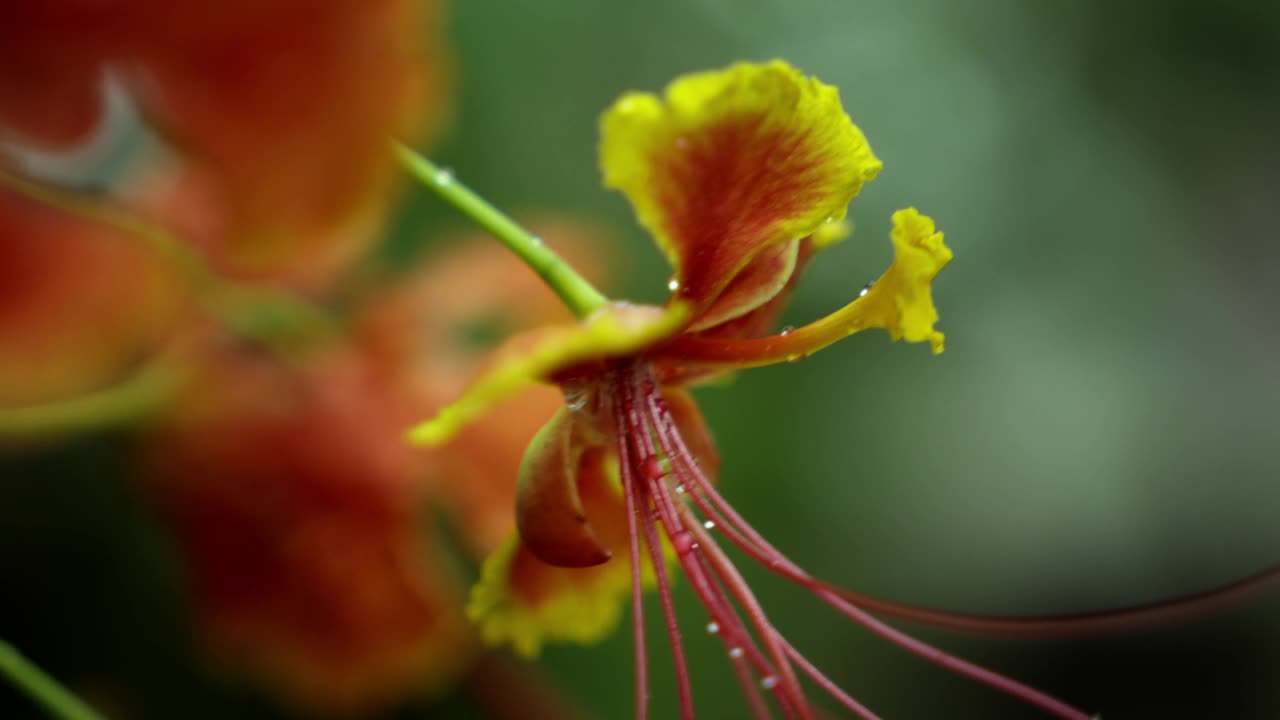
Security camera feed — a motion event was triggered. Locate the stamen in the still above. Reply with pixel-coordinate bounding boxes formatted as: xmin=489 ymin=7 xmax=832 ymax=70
xmin=621 ymin=367 xmax=811 ymax=719
xmin=645 ymin=390 xmax=1093 ymax=720
xmin=622 ymin=415 xmax=695 ymax=718
xmin=618 ymin=368 xmax=788 ymax=718
xmin=609 ymin=390 xmax=650 ymax=720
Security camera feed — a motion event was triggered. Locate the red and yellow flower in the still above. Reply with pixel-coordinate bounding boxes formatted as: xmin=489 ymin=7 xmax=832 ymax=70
xmin=410 ymin=61 xmax=1088 ymax=720
xmin=140 ymin=223 xmax=604 ymax=714
xmin=0 ymin=0 xmax=443 ymax=286
xmin=0 ymin=181 xmax=186 ymax=407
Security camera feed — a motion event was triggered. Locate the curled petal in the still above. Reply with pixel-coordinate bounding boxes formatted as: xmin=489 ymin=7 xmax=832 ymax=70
xmin=691 ymin=239 xmax=799 ymax=332
xmin=655 ymin=208 xmax=952 ymax=369
xmin=407 ymin=302 xmax=688 ymax=446
xmin=468 ymin=448 xmax=653 ymax=658
xmin=600 ymin=60 xmax=881 ymax=322
xmin=655 ymin=230 xmax=842 ymax=386
xmin=685 ymin=220 xmax=845 ymax=337
xmin=516 ymin=408 xmax=611 ymax=568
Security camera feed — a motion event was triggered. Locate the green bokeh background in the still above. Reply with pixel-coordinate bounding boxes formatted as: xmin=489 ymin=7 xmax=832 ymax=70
xmin=3 ymin=1 xmax=1279 ymax=718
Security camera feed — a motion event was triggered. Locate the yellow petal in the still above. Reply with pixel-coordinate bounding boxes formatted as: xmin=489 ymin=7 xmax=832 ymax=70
xmin=654 ymin=208 xmax=952 ymax=368
xmin=406 ymin=302 xmax=689 ymax=446
xmin=600 ymin=60 xmax=881 ymax=324
xmin=467 ymin=449 xmax=654 ymax=657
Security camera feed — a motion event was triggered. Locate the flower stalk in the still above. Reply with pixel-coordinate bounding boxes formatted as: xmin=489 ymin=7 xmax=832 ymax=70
xmin=392 ymin=142 xmax=609 ymax=319
xmin=0 ymin=639 xmax=105 ymax=720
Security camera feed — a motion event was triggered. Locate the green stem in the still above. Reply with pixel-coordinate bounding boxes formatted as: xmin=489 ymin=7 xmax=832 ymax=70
xmin=0 ymin=362 xmax=176 ymax=440
xmin=393 ymin=142 xmax=609 ymax=319
xmin=0 ymin=640 xmax=107 ymax=720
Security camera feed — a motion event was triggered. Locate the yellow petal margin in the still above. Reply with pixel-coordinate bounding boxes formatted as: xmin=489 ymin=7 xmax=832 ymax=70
xmin=406 ymin=302 xmax=689 ymax=446
xmin=468 ymin=451 xmax=665 ymax=657
xmin=466 ymin=534 xmax=631 ymax=658
xmin=653 ymin=208 xmax=952 ymax=368
xmin=600 ymin=60 xmax=882 ymax=319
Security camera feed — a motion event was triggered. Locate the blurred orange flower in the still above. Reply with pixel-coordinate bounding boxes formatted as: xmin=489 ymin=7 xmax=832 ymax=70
xmin=0 ymin=0 xmax=446 ymax=285
xmin=143 ymin=342 xmax=472 ymax=713
xmin=0 ymin=182 xmax=186 ymax=407
xmin=139 ymin=223 xmax=607 ymax=713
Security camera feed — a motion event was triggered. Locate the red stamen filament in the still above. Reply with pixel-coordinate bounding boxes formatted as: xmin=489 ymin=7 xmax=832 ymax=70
xmin=606 ymin=360 xmax=1093 ymax=719
xmin=612 ymin=388 xmax=650 ymax=720
xmin=620 ymin=366 xmax=811 ymax=719
xmin=639 ymin=370 xmax=1093 ymax=720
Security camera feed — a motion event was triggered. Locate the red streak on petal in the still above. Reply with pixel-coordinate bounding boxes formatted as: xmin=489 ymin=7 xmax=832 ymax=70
xmin=657 ymin=115 xmax=823 ymax=313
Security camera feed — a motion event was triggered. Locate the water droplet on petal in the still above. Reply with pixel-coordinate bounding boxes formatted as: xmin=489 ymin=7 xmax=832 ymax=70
xmin=760 ymin=676 xmax=778 ymax=690
xmin=779 ymin=325 xmax=794 ymax=336
xmin=563 ymin=388 xmax=590 ymax=411
xmin=859 ymin=281 xmax=875 ymax=298
xmin=703 ymin=519 xmax=716 ymax=530
xmin=706 ymin=621 xmax=720 ymax=635
xmin=667 ymin=277 xmax=681 ymax=292
xmin=434 ymin=167 xmax=454 ymax=185
xmin=728 ymin=647 xmax=745 ymax=660
xmin=674 ymin=484 xmax=686 ymax=494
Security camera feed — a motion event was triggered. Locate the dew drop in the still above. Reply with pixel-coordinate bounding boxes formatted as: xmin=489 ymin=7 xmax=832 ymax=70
xmin=674 ymin=484 xmax=686 ymax=494
xmin=434 ymin=167 xmax=454 ymax=186
xmin=760 ymin=676 xmax=779 ymax=690
xmin=703 ymin=519 xmax=716 ymax=530
xmin=786 ymin=353 xmax=806 ymax=363
xmin=706 ymin=621 xmax=720 ymax=635
xmin=728 ymin=647 xmax=745 ymax=660
xmin=529 ymin=234 xmax=544 ymax=248
xmin=671 ymin=531 xmax=698 ymax=555
xmin=779 ymin=325 xmax=794 ymax=336
xmin=667 ymin=277 xmax=681 ymax=292
xmin=859 ymin=281 xmax=875 ymax=298
xmin=563 ymin=388 xmax=589 ymax=411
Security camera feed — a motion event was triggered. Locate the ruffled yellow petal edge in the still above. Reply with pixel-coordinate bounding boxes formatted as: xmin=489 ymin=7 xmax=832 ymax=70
xmin=466 ymin=533 xmax=639 ymax=658
xmin=407 ymin=302 xmax=690 ymax=446
xmin=653 ymin=208 xmax=951 ymax=368
xmin=600 ymin=60 xmax=882 ymax=320
xmin=467 ymin=454 xmax=670 ymax=658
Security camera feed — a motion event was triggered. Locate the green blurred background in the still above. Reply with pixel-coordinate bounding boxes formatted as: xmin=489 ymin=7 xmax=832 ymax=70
xmin=3 ymin=0 xmax=1279 ymax=718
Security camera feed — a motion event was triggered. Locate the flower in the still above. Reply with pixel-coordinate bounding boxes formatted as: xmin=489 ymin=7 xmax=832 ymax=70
xmin=142 ymin=342 xmax=474 ymax=714
xmin=140 ymin=223 xmax=605 ymax=714
xmin=0 ymin=180 xmax=185 ymax=407
xmin=0 ymin=0 xmax=445 ymax=286
xmin=409 ymin=61 xmax=1089 ymax=719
